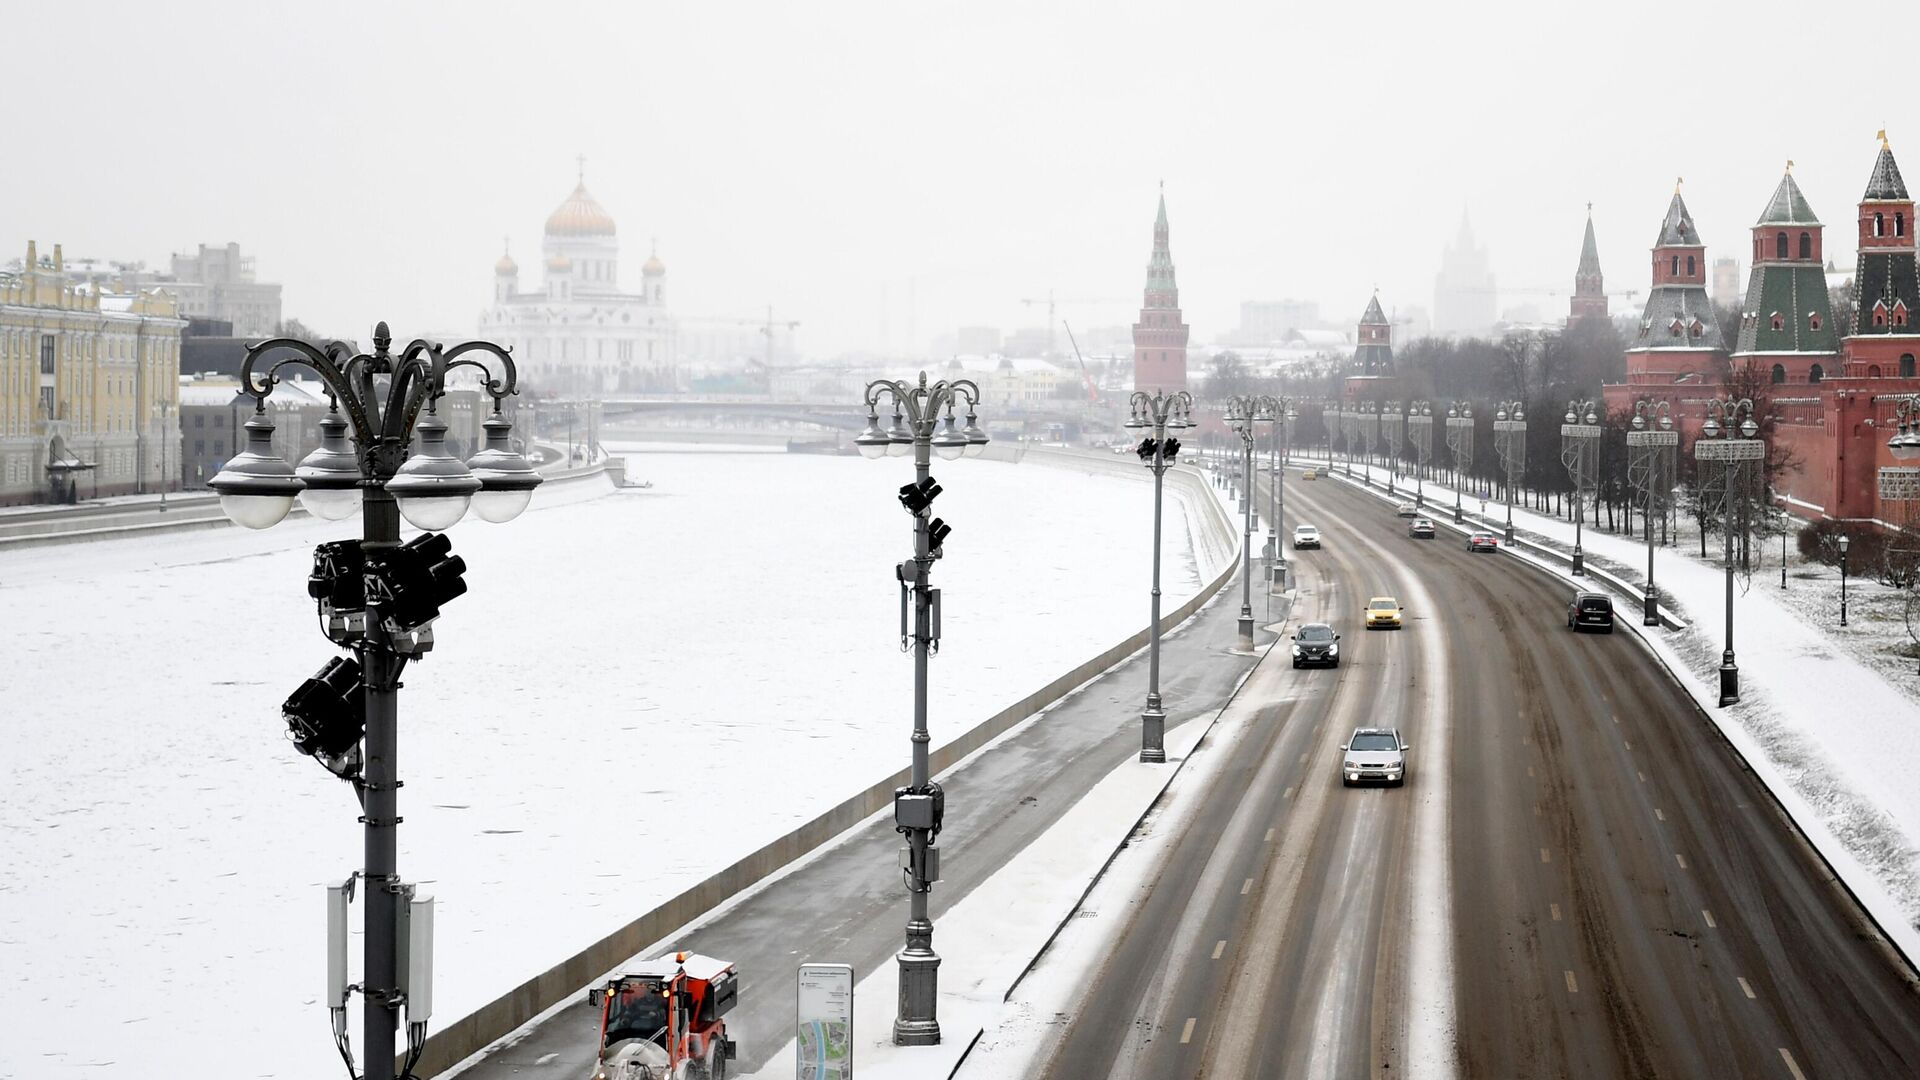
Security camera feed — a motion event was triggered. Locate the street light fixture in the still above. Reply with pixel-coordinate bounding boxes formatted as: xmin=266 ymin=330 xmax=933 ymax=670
xmin=1629 ymin=400 xmax=1677 ymax=626
xmin=1126 ymin=389 xmax=1192 ymax=763
xmin=1561 ymin=398 xmax=1601 ymax=576
xmin=1381 ymin=401 xmax=1403 ymax=497
xmin=1493 ymin=401 xmax=1525 ymax=544
xmin=1445 ymin=402 xmax=1475 ymax=524
xmin=1840 ymin=532 xmax=1851 ymax=626
xmin=857 ymin=370 xmax=988 ymax=1046
xmin=1222 ymin=395 xmax=1269 ymax=651
xmin=207 ymin=323 xmax=536 ymax=1080
xmin=1696 ymin=396 xmax=1763 ymax=706
xmin=1262 ymin=397 xmax=1296 ymax=589
xmin=1407 ymin=401 xmax=1434 ymax=508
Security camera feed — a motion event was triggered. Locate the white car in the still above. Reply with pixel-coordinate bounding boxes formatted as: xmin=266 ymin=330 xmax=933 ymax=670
xmin=1292 ymin=525 xmax=1321 ymax=550
xmin=1341 ymin=727 xmax=1410 ymax=787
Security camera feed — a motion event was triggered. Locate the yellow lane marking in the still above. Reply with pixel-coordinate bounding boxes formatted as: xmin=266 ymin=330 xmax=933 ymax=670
xmin=1180 ymin=1017 xmax=1198 ymax=1044
xmin=1540 ymin=848 xmax=1552 ymax=863
xmin=1212 ymin=940 xmax=1226 ymax=960
xmin=1738 ymin=976 xmax=1757 ymax=999
xmin=1564 ymin=970 xmax=1579 ymax=993
xmin=1550 ymin=903 xmax=1562 ymax=921
xmin=1780 ymin=1049 xmax=1807 ymax=1080
xmin=1675 ymin=853 xmax=1689 ymax=870
xmin=1241 ymin=878 xmax=1254 ymax=895
xmin=1703 ymin=909 xmax=1717 ymax=928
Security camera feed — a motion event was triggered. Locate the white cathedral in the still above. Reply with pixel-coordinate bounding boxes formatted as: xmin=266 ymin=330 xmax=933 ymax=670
xmin=480 ymin=170 xmax=676 ymax=394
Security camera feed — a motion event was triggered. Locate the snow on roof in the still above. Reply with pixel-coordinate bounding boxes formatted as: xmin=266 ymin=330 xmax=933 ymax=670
xmin=617 ymin=953 xmax=735 ymax=982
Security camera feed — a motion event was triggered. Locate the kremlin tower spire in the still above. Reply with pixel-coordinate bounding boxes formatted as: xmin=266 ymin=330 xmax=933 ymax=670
xmin=1843 ymin=132 xmax=1919 ymax=377
xmin=1132 ymin=183 xmax=1190 ymax=391
xmin=1570 ymin=205 xmax=1607 ymax=324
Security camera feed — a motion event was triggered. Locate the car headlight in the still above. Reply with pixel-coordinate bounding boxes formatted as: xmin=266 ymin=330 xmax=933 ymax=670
xmin=1327 ymin=643 xmax=1337 ymax=654
xmin=1344 ymin=761 xmax=1358 ymax=770
xmin=1292 ymin=645 xmax=1302 ymax=656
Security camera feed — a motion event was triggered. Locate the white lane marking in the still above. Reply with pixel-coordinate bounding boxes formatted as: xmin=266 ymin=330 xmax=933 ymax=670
xmin=1264 ymin=827 xmax=1276 ymax=842
xmin=1550 ymin=903 xmax=1562 ymax=922
xmin=1241 ymin=877 xmax=1254 ymax=895
xmin=1623 ymin=739 xmax=1633 ymax=751
xmin=1654 ymin=808 xmax=1665 ymax=821
xmin=1283 ymin=787 xmax=1294 ymax=800
xmin=1564 ymin=970 xmax=1579 ymax=993
xmin=1180 ymin=1017 xmax=1198 ymax=1044
xmin=535 ymin=1053 xmax=558 ymax=1065
xmin=1298 ymin=752 xmax=1309 ymax=765
xmin=1638 ymin=771 xmax=1647 ymax=782
xmin=1780 ymin=1048 xmax=1808 ymax=1080
xmin=1540 ymin=848 xmax=1552 ymax=864
xmin=1527 ymin=765 xmax=1535 ymax=778
xmin=1738 ymin=976 xmax=1757 ymax=999
xmin=1675 ymin=853 xmax=1689 ymax=870
xmin=1612 ymin=714 xmax=1619 ymax=724
xmin=1212 ymin=940 xmax=1226 ymax=960
xmin=1703 ymin=909 xmax=1717 ymax=928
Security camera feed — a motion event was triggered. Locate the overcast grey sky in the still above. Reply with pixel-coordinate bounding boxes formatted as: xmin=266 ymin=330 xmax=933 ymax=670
xmin=6 ymin=0 xmax=1909 ymax=356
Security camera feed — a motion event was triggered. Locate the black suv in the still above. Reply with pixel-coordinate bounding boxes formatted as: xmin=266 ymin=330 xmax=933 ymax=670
xmin=1292 ymin=622 xmax=1341 ymax=668
xmin=1568 ymin=590 xmax=1614 ymax=633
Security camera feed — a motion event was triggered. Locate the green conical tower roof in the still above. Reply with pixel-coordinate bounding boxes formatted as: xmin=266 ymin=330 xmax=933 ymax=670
xmin=1656 ymin=191 xmax=1701 ymax=247
xmin=1757 ymin=169 xmax=1820 ymax=226
xmin=1866 ymin=139 xmax=1909 ymax=200
xmin=1577 ymin=211 xmax=1602 ymax=276
xmin=1360 ymin=293 xmax=1388 ymax=325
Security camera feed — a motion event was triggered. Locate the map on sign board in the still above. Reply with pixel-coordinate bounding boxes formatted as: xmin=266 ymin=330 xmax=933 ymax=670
xmin=796 ymin=962 xmax=854 ymax=1080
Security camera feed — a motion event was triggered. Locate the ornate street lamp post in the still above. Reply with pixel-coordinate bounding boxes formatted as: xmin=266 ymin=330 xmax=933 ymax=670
xmin=1263 ymin=396 xmax=1296 ymax=588
xmin=1493 ymin=401 xmax=1525 ymax=544
xmin=1445 ymin=401 xmax=1476 ymax=523
xmin=1356 ymin=402 xmax=1379 ymax=485
xmin=1840 ymin=533 xmax=1851 ymax=626
xmin=1125 ymin=390 xmax=1193 ymax=764
xmin=853 ymin=372 xmax=989 ymax=1045
xmin=208 ymin=323 xmax=539 ymax=1080
xmin=1222 ymin=395 xmax=1269 ymax=651
xmin=1696 ymin=397 xmax=1762 ymax=706
xmin=1629 ymin=400 xmax=1677 ymax=625
xmin=1408 ymin=401 xmax=1434 ymax=508
xmin=1561 ymin=398 xmax=1601 ymax=576
xmin=1381 ymin=401 xmax=1403 ymax=497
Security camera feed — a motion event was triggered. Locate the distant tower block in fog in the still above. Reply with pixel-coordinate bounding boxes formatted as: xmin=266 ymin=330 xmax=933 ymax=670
xmin=1356 ymin=292 xmax=1394 ymax=371
xmin=1132 ymin=186 xmax=1190 ymax=392
xmin=1712 ymin=256 xmax=1742 ymax=308
xmin=1570 ymin=206 xmax=1608 ymax=325
xmin=1434 ymin=209 xmax=1497 ymax=337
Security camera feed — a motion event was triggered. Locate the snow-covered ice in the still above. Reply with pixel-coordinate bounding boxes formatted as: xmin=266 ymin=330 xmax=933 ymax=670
xmin=0 ymin=447 xmax=1211 ymax=1079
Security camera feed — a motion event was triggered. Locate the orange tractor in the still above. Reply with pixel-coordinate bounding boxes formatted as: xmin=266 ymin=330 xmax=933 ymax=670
xmin=587 ymin=952 xmax=739 ymax=1080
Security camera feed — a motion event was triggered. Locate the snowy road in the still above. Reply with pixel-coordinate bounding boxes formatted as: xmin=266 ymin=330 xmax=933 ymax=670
xmin=1033 ymin=468 xmax=1920 ymax=1079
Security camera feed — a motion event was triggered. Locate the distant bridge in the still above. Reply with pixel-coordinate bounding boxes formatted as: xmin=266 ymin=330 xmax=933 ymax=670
xmin=593 ymin=396 xmax=1102 ymax=430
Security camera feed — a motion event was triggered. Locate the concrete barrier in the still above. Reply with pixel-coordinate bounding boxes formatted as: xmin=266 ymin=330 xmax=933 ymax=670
xmin=0 ymin=461 xmax=618 ymax=553
xmin=410 ymin=455 xmax=1242 ymax=1076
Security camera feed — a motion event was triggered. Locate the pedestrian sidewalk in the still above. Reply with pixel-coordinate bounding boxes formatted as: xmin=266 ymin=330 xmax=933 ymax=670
xmin=1303 ymin=456 xmax=1920 ymax=963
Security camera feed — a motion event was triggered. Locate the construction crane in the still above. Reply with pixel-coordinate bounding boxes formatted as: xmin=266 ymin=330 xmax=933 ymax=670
xmin=704 ymin=305 xmax=800 ymax=368
xmin=1019 ymin=290 xmax=1131 ymax=358
xmin=1061 ymin=321 xmax=1102 ymax=404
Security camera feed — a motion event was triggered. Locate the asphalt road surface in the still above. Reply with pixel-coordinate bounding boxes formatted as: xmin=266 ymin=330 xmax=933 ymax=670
xmin=457 ymin=519 xmax=1266 ymax=1078
xmin=1041 ymin=465 xmax=1920 ymax=1080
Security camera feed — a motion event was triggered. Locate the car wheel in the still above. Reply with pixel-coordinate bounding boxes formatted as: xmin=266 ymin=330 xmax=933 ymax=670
xmin=1292 ymin=659 xmax=1301 ymax=669
xmin=1341 ymin=776 xmax=1352 ymax=788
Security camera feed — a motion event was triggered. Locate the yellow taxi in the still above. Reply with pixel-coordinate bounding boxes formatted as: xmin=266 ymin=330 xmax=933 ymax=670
xmin=1364 ymin=596 xmax=1403 ymax=630
xmin=1302 ymin=468 xmax=1318 ymax=480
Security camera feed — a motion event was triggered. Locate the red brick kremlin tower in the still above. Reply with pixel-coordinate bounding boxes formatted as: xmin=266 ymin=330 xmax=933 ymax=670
xmin=1843 ymin=134 xmax=1920 ymax=377
xmin=1570 ymin=206 xmax=1608 ymax=324
xmin=1602 ymin=184 xmax=1726 ymax=432
xmin=1132 ymin=185 xmax=1190 ymax=392
xmin=1731 ymin=165 xmax=1838 ymax=385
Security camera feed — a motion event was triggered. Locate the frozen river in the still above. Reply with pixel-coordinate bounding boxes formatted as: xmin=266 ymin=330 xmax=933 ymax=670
xmin=0 ymin=446 xmax=1215 ymax=1078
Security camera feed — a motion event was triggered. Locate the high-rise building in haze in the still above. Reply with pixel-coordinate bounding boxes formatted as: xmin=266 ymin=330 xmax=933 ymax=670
xmin=1570 ymin=209 xmax=1608 ymax=325
xmin=1132 ymin=187 xmax=1189 ymax=392
xmin=1433 ymin=211 xmax=1497 ymax=337
xmin=1711 ymin=256 xmax=1742 ymax=308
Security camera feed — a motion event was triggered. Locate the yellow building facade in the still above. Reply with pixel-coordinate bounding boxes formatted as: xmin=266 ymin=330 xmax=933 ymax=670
xmin=1 ymin=241 xmax=185 ymax=505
